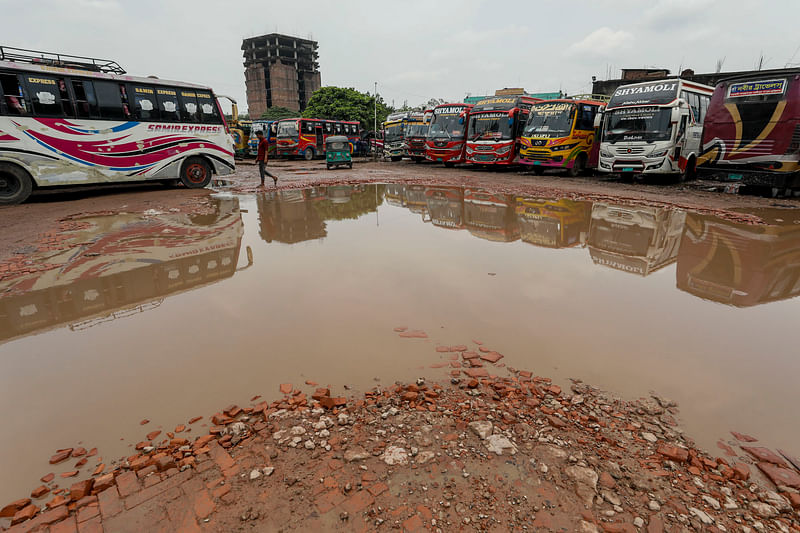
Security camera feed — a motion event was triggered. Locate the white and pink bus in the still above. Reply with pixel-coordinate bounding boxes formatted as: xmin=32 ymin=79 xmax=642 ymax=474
xmin=0 ymin=46 xmax=235 ymax=204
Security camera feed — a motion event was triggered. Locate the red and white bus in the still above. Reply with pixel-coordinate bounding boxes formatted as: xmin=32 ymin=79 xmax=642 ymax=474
xmin=0 ymin=46 xmax=235 ymax=204
xmin=425 ymin=103 xmax=473 ymax=167
xmin=465 ymin=96 xmax=539 ymax=166
xmin=275 ymin=117 xmax=361 ymax=160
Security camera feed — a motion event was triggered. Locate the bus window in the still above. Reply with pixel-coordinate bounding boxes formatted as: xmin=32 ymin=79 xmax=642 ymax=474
xmin=335 ymin=122 xmax=343 ymax=134
xmin=132 ymin=85 xmax=158 ymax=121
xmin=196 ymin=91 xmax=221 ymax=124
xmin=301 ymin=120 xmax=315 ymax=134
xmin=94 ymin=81 xmax=128 ymax=120
xmin=26 ymin=75 xmax=64 ymax=117
xmin=180 ymin=90 xmax=200 ymax=123
xmin=699 ymin=95 xmax=709 ymax=123
xmin=156 ymin=88 xmax=180 ymax=122
xmin=687 ymin=93 xmax=701 ymax=123
xmin=324 ymin=122 xmax=333 ymax=134
xmin=575 ymin=105 xmax=595 ymax=131
xmin=71 ymin=80 xmax=98 ymax=119
xmin=0 ymin=73 xmax=28 ymax=115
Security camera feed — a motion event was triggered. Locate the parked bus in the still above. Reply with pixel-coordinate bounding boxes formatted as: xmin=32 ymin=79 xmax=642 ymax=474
xmin=598 ymin=78 xmax=713 ymax=180
xmin=677 ymin=210 xmax=800 ymax=307
xmin=383 ymin=111 xmax=413 ymax=161
xmin=406 ymin=110 xmax=431 ymax=162
xmin=463 ymin=189 xmax=519 ymax=242
xmin=697 ymin=69 xmax=800 ymax=192
xmin=465 ymin=96 xmax=539 ymax=166
xmin=275 ymin=117 xmax=360 ymax=160
xmin=520 ymin=97 xmax=606 ymax=176
xmin=425 ymin=103 xmax=473 ymax=167
xmin=588 ymin=203 xmax=686 ymax=276
xmin=384 ymin=184 xmax=406 ymax=207
xmin=248 ymin=119 xmax=277 ymax=157
xmin=515 ymin=197 xmax=591 ymax=248
xmin=405 ymin=184 xmax=428 ymax=216
xmin=0 ymin=46 xmax=234 ymax=204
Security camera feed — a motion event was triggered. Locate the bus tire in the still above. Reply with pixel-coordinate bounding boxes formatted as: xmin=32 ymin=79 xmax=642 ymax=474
xmin=567 ymin=153 xmax=586 ymax=177
xmin=179 ymin=157 xmax=212 ymax=188
xmin=304 ymin=148 xmax=315 ymax=161
xmin=391 ymin=156 xmax=402 ymax=162
xmin=0 ymin=162 xmax=33 ymax=205
xmin=680 ymin=157 xmax=696 ymax=183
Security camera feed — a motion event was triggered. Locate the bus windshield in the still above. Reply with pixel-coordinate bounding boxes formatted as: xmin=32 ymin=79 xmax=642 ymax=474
xmin=405 ymin=123 xmax=428 ymax=137
xmin=384 ymin=123 xmax=403 ymax=141
xmin=276 ymin=121 xmax=298 ymax=138
xmin=524 ymin=103 xmax=574 ymax=138
xmin=428 ymin=114 xmax=466 ymax=139
xmin=469 ymin=113 xmax=512 ymax=141
xmin=603 ymin=107 xmax=672 ymax=143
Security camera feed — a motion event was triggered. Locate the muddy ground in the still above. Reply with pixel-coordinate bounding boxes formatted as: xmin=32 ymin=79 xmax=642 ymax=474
xmin=2 ymin=159 xmax=800 ymax=532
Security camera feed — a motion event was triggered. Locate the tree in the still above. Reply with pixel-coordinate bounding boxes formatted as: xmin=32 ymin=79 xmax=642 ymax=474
xmin=302 ymin=87 xmax=393 ymax=131
xmin=260 ymin=106 xmax=297 ymax=121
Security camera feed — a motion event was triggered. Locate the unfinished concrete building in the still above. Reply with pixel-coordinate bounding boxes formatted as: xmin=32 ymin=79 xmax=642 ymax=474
xmin=242 ymin=33 xmax=321 ymax=117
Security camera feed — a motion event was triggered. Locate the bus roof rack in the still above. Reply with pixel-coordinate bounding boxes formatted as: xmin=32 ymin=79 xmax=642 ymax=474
xmin=0 ymin=45 xmax=126 ymax=75
xmin=564 ymin=93 xmax=611 ymax=103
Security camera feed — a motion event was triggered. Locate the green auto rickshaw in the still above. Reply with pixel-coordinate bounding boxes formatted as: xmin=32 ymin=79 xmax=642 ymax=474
xmin=325 ymin=135 xmax=353 ymax=170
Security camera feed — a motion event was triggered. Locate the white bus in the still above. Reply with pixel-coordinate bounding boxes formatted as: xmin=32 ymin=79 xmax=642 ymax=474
xmin=0 ymin=46 xmax=235 ymax=204
xmin=598 ymin=78 xmax=713 ymax=180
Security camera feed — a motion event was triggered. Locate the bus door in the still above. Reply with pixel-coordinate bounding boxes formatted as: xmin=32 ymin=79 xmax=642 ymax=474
xmin=315 ymin=125 xmax=324 ymax=152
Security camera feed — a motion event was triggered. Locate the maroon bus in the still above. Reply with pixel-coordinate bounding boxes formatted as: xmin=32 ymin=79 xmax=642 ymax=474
xmin=465 ymin=96 xmax=539 ymax=166
xmin=425 ymin=103 xmax=473 ymax=167
xmin=697 ymin=69 xmax=800 ymax=191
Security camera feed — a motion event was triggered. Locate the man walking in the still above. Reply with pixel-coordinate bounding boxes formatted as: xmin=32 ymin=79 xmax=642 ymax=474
xmin=255 ymin=130 xmax=278 ymax=188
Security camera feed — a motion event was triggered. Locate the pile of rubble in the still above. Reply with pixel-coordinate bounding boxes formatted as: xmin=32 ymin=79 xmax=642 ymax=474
xmin=3 ymin=341 xmax=800 ymax=531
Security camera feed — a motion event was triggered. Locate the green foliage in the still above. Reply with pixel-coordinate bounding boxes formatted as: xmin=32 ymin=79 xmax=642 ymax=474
xmin=312 ymin=185 xmax=385 ymax=221
xmin=260 ymin=106 xmax=297 ymax=120
xmin=302 ymin=87 xmax=393 ymax=130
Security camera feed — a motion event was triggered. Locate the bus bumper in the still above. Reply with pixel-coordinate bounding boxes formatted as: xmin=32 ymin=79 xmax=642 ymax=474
xmin=597 ymin=156 xmax=672 ymax=175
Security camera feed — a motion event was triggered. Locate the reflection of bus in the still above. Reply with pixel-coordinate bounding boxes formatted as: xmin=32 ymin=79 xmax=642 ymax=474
xmin=466 ymin=96 xmax=538 ymax=166
xmin=406 ymin=110 xmax=431 ymax=162
xmin=677 ymin=211 xmax=800 ymax=306
xmin=463 ymin=189 xmax=519 ymax=242
xmin=598 ymin=78 xmax=713 ymax=180
xmin=0 ymin=46 xmax=234 ymax=204
xmin=405 ymin=185 xmax=428 ymax=216
xmin=520 ymin=98 xmax=606 ymax=176
xmin=0 ymin=198 xmax=245 ymax=343
xmin=257 ymin=190 xmax=327 ymax=243
xmin=425 ymin=186 xmax=464 ymax=229
xmin=275 ymin=118 xmax=360 ymax=160
xmin=425 ymin=103 xmax=473 ymax=167
xmin=516 ymin=197 xmax=591 ymax=248
xmin=248 ymin=120 xmax=277 ymax=157
xmin=697 ymin=69 xmax=800 ymax=190
xmin=384 ymin=184 xmax=406 ymax=207
xmin=588 ymin=203 xmax=686 ymax=276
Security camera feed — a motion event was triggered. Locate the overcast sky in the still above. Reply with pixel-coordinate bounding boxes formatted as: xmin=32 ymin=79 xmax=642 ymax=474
xmin=2 ymin=0 xmax=798 ymax=113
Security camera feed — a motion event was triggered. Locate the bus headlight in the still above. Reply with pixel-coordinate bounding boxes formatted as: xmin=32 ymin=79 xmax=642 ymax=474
xmin=550 ymin=143 xmax=576 ymax=152
xmin=496 ymin=145 xmax=512 ymax=155
xmin=600 ymin=150 xmax=611 ymax=158
xmin=451 ymin=143 xmax=464 ymax=151
xmin=650 ymin=149 xmax=669 ymax=157
xmin=466 ymin=146 xmax=474 ymax=154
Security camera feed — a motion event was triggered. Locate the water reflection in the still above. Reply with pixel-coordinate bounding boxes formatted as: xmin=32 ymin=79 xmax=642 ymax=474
xmin=367 ymin=184 xmax=800 ymax=308
xmin=0 ymin=198 xmax=246 ymax=344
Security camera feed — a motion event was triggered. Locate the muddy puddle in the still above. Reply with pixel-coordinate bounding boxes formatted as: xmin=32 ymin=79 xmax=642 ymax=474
xmin=1 ymin=183 xmax=800 ymax=504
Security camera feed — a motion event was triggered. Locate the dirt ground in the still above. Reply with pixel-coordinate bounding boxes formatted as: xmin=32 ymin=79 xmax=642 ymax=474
xmin=2 ymin=160 xmax=800 ymax=532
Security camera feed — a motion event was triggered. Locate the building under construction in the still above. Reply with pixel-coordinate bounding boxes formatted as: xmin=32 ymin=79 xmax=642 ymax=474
xmin=242 ymin=33 xmax=321 ymax=117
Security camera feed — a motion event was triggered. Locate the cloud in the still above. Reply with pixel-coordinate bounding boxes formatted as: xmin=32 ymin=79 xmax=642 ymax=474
xmin=566 ymin=27 xmax=634 ymax=57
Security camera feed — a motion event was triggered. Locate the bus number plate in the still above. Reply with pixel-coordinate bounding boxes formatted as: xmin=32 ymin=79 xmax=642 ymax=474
xmin=729 ymin=173 xmax=743 ymax=181
xmin=533 ymin=161 xmax=541 ymax=165
xmin=622 ymin=167 xmax=634 ymax=172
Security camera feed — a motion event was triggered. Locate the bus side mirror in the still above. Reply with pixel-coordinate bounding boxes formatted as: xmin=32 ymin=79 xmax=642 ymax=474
xmin=671 ymin=107 xmax=681 ymax=122
xmin=508 ymin=117 xmax=514 ymax=127
xmin=593 ymin=113 xmax=602 ymax=129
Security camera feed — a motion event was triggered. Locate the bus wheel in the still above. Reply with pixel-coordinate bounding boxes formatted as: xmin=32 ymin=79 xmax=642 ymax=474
xmin=0 ymin=163 xmax=33 ymax=205
xmin=180 ymin=157 xmax=212 ymax=188
xmin=567 ymin=153 xmax=586 ymax=177
xmin=679 ymin=157 xmax=696 ymax=183
xmin=532 ymin=166 xmax=545 ymax=176
xmin=391 ymin=156 xmax=402 ymax=162
xmin=304 ymin=148 xmax=315 ymax=161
